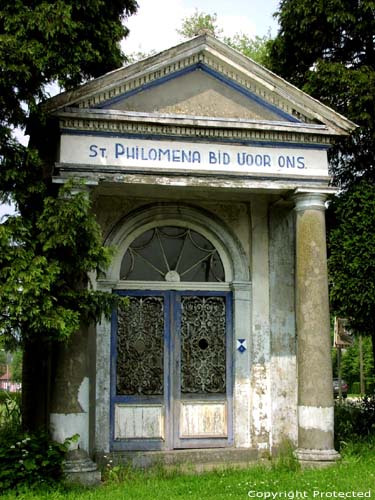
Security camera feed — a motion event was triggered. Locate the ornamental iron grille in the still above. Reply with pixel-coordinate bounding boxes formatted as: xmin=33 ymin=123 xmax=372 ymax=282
xmin=120 ymin=226 xmax=225 ymax=282
xmin=180 ymin=295 xmax=226 ymax=394
xmin=116 ymin=296 xmax=164 ymax=395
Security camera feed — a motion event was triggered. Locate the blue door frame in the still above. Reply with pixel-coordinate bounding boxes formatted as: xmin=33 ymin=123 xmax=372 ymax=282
xmin=110 ymin=290 xmax=233 ymax=451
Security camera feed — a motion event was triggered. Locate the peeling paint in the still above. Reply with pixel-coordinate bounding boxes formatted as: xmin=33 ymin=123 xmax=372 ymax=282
xmin=50 ymin=413 xmax=88 ymax=451
xmin=298 ymin=406 xmax=334 ymax=433
xmin=78 ymin=377 xmax=89 ymax=414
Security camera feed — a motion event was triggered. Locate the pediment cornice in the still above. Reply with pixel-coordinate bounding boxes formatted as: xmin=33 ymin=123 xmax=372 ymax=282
xmin=46 ymin=34 xmax=356 ymax=138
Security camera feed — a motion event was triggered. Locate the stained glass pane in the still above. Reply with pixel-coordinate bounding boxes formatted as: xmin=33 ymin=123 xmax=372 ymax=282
xmin=180 ymin=296 xmax=226 ymax=394
xmin=116 ymin=296 xmax=164 ymax=395
xmin=120 ymin=226 xmax=225 ymax=282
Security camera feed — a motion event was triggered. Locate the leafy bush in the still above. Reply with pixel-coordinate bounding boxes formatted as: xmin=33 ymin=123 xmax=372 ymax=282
xmin=0 ymin=429 xmax=74 ymax=492
xmin=334 ymin=393 xmax=375 ymax=449
xmin=0 ymin=390 xmax=21 ymax=406
xmin=0 ymin=392 xmax=76 ymax=492
xmin=0 ymin=391 xmax=22 ymax=432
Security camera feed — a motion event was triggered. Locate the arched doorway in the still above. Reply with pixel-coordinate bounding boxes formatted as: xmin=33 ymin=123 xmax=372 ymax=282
xmin=111 ymin=225 xmax=232 ymax=450
xmin=97 ymin=204 xmax=250 ymax=453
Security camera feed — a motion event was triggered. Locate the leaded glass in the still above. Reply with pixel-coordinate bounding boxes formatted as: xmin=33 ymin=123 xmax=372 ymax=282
xmin=116 ymin=296 xmax=164 ymax=395
xmin=180 ymin=296 xmax=226 ymax=394
xmin=120 ymin=226 xmax=225 ymax=282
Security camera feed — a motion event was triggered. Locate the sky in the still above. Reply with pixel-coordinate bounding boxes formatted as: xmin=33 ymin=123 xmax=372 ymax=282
xmin=122 ymin=0 xmax=280 ymax=54
xmin=1 ymin=0 xmax=280 ymax=219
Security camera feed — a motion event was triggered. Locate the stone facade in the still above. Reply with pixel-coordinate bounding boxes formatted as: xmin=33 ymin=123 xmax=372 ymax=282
xmin=43 ymin=34 xmax=356 ymax=475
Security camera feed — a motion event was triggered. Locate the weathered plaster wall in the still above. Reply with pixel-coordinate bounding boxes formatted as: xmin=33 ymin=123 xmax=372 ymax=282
xmin=269 ymin=203 xmax=298 ymax=448
xmin=50 ymin=327 xmax=91 ymax=452
xmin=249 ymin=198 xmax=271 ymax=450
xmin=112 ymin=71 xmax=281 ymax=121
xmin=92 ymin=194 xmax=297 ymax=454
xmin=92 ymin=196 xmax=251 ymax=263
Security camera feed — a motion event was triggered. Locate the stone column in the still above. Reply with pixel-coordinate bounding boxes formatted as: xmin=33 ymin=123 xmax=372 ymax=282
xmin=50 ymin=326 xmax=101 ymax=485
xmin=49 ymin=184 xmax=101 ymax=485
xmin=293 ymin=192 xmax=339 ymax=465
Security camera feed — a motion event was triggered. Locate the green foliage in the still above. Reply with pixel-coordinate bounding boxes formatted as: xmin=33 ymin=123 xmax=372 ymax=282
xmin=0 ymin=182 xmax=119 ymax=347
xmin=328 ymin=181 xmax=375 ymax=340
xmin=176 ymin=10 xmax=271 ymax=66
xmin=0 ymin=391 xmax=22 ymax=430
xmin=0 ymin=429 xmax=76 ymax=492
xmin=2 ymin=441 xmax=375 ymax=499
xmin=0 ymin=350 xmax=6 ymax=376
xmin=223 ymin=32 xmax=272 ymax=66
xmin=10 ymin=349 xmax=22 ymax=382
xmin=0 ymin=1 xmax=138 ymax=349
xmin=0 ymin=390 xmax=77 ymax=493
xmin=269 ymin=0 xmax=375 ymax=188
xmin=270 ymin=439 xmax=300 ymax=472
xmin=269 ymin=1 xmax=375 ymax=373
xmin=0 ymin=1 xmax=138 ymax=430
xmin=339 ymin=337 xmax=375 ymax=391
xmin=334 ymin=395 xmax=375 ymax=450
xmin=0 ymin=0 xmax=138 ymax=128
xmin=177 ymin=10 xmax=223 ymax=38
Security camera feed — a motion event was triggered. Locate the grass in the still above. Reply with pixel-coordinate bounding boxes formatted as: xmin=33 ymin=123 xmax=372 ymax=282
xmin=2 ymin=440 xmax=375 ymax=500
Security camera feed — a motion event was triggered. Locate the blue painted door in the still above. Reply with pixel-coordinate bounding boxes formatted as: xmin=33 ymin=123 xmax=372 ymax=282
xmin=111 ymin=290 xmax=232 ymax=451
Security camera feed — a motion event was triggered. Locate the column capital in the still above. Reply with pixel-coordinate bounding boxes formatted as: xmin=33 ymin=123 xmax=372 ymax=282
xmin=293 ymin=191 xmax=328 ymax=212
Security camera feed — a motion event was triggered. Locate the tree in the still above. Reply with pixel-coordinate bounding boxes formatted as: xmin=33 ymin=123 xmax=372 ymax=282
xmin=177 ymin=10 xmax=223 ymax=39
xmin=223 ymin=32 xmax=272 ymax=67
xmin=10 ymin=350 xmax=22 ymax=384
xmin=328 ymin=181 xmax=375 ymax=376
xmin=0 ymin=0 xmax=137 ymax=430
xmin=177 ymin=11 xmax=271 ymax=66
xmin=340 ymin=337 xmax=375 ymax=392
xmin=268 ymin=0 xmax=375 ymax=376
xmin=268 ymin=0 xmax=375 ymax=187
xmin=0 ymin=350 xmax=6 ymax=377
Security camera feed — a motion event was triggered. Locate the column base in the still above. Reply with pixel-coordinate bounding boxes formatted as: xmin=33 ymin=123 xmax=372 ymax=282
xmin=294 ymin=448 xmax=340 ymax=468
xmin=64 ymin=449 xmax=101 ymax=486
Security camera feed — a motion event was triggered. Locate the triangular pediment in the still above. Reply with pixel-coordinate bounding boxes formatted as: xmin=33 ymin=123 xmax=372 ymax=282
xmin=46 ymin=34 xmax=356 ymax=137
xmin=97 ymin=64 xmax=297 ymax=123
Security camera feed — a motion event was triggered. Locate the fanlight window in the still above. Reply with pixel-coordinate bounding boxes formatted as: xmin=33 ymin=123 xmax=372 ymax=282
xmin=120 ymin=226 xmax=225 ymax=282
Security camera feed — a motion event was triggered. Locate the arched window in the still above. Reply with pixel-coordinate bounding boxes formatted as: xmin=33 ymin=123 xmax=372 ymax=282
xmin=120 ymin=226 xmax=225 ymax=282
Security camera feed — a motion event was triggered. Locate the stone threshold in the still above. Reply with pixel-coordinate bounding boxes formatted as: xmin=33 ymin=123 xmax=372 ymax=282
xmin=96 ymin=447 xmax=263 ymax=472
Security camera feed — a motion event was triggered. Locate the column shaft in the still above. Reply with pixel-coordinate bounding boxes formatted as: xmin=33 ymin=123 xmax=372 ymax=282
xmin=294 ymin=193 xmax=338 ymax=464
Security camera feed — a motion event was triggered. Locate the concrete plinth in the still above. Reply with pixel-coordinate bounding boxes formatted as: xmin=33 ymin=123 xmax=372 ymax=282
xmin=294 ymin=448 xmax=340 ymax=467
xmin=64 ymin=449 xmax=101 ymax=486
xmin=96 ymin=448 xmax=261 ymax=473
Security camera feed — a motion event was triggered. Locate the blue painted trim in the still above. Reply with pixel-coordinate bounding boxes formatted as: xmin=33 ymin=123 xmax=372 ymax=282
xmin=99 ymin=65 xmax=198 ymax=108
xmin=200 ymin=63 xmax=300 ymax=122
xmin=96 ymin=61 xmax=300 ymax=123
xmin=173 ymin=290 xmax=234 ymax=448
xmin=110 ymin=289 xmax=234 ymax=450
xmin=110 ymin=290 xmax=169 ymax=450
xmin=60 ymin=128 xmax=330 ymax=151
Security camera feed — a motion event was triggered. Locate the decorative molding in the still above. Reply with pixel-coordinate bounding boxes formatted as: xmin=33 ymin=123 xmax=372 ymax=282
xmin=44 ymin=34 xmax=356 ymax=137
xmin=293 ymin=192 xmax=329 ymax=212
xmin=58 ymin=117 xmax=333 ymax=146
xmin=74 ymin=57 xmax=315 ymax=127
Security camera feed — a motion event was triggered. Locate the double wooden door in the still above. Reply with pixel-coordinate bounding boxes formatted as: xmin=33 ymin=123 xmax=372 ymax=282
xmin=111 ymin=290 xmax=232 ymax=451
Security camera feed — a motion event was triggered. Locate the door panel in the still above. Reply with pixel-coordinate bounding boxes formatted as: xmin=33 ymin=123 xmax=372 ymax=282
xmin=111 ymin=291 xmax=170 ymax=451
xmin=180 ymin=295 xmax=226 ymax=395
xmin=116 ymin=296 xmax=165 ymax=396
xmin=114 ymin=404 xmax=165 ymax=440
xmin=180 ymin=401 xmax=227 ymax=438
xmin=173 ymin=292 xmax=232 ymax=448
xmin=111 ymin=290 xmax=232 ymax=451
